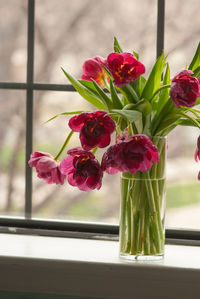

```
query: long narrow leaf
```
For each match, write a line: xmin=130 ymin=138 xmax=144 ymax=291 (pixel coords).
xmin=79 ymin=80 xmax=100 ymax=95
xmin=110 ymin=80 xmax=123 ymax=109
xmin=44 ymin=111 xmax=89 ymax=124
xmin=119 ymin=85 xmax=139 ymax=103
xmin=114 ymin=37 xmax=123 ymax=53
xmin=91 ymin=79 xmax=113 ymax=110
xmin=61 ymin=68 xmax=106 ymax=110
xmin=154 ymin=114 xmax=180 ymax=135
xmin=193 ymin=66 xmax=200 ymax=78
xmin=141 ymin=52 xmax=165 ymax=101
xmin=131 ymin=99 xmax=152 ymax=116
xmin=177 ymin=118 xmax=200 ymax=127
xmin=189 ymin=42 xmax=200 ymax=71
xmin=152 ymin=64 xmax=171 ymax=117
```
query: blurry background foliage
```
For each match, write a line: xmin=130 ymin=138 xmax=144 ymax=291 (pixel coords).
xmin=0 ymin=0 xmax=200 ymax=229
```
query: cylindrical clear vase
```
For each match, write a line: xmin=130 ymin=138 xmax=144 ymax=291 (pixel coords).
xmin=119 ymin=136 xmax=166 ymax=261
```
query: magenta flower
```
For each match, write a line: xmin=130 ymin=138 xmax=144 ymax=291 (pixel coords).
xmin=195 ymin=135 xmax=200 ymax=162
xmin=101 ymin=134 xmax=159 ymax=174
xmin=81 ymin=56 xmax=109 ymax=88
xmin=28 ymin=151 xmax=66 ymax=185
xmin=170 ymin=70 xmax=200 ymax=108
xmin=198 ymin=172 xmax=200 ymax=181
xmin=106 ymin=52 xmax=145 ymax=87
xmin=60 ymin=148 xmax=103 ymax=191
xmin=69 ymin=111 xmax=115 ymax=151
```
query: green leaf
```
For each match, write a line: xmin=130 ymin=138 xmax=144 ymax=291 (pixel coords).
xmin=130 ymin=76 xmax=146 ymax=98
xmin=101 ymin=64 xmax=113 ymax=81
xmin=61 ymin=68 xmax=106 ymax=110
xmin=161 ymin=124 xmax=177 ymax=137
xmin=133 ymin=51 xmax=139 ymax=60
xmin=152 ymin=64 xmax=171 ymax=118
xmin=130 ymin=76 xmax=146 ymax=97
xmin=138 ymin=76 xmax=146 ymax=97
xmin=124 ymin=99 xmax=151 ymax=116
xmin=193 ymin=65 xmax=200 ymax=78
xmin=79 ymin=80 xmax=100 ymax=95
xmin=189 ymin=42 xmax=200 ymax=71
xmin=158 ymin=63 xmax=170 ymax=105
xmin=44 ymin=110 xmax=88 ymax=124
xmin=151 ymin=98 xmax=176 ymax=135
xmin=155 ymin=114 xmax=180 ymax=135
xmin=133 ymin=99 xmax=152 ymax=116
xmin=114 ymin=37 xmax=123 ymax=53
xmin=119 ymin=85 xmax=139 ymax=104
xmin=111 ymin=109 xmax=143 ymax=133
xmin=177 ymin=118 xmax=200 ymax=127
xmin=111 ymin=109 xmax=142 ymax=124
xmin=91 ymin=79 xmax=113 ymax=110
xmin=110 ymin=80 xmax=123 ymax=109
xmin=141 ymin=52 xmax=165 ymax=101
xmin=195 ymin=97 xmax=200 ymax=106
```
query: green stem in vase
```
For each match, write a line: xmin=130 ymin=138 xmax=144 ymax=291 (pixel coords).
xmin=130 ymin=178 xmax=140 ymax=255
xmin=120 ymin=177 xmax=129 ymax=253
xmin=143 ymin=172 xmax=162 ymax=253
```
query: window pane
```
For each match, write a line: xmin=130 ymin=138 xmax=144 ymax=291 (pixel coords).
xmin=0 ymin=0 xmax=27 ymax=82
xmin=34 ymin=0 xmax=157 ymax=83
xmin=0 ymin=90 xmax=26 ymax=217
xmin=164 ymin=0 xmax=200 ymax=229
xmin=166 ymin=127 xmax=200 ymax=229
xmin=30 ymin=1 xmax=200 ymax=231
xmin=32 ymin=90 xmax=200 ymax=228
xmin=32 ymin=91 xmax=120 ymax=222
xmin=165 ymin=0 xmax=200 ymax=75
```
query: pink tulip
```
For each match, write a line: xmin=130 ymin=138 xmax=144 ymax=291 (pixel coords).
xmin=60 ymin=148 xmax=103 ymax=191
xmin=81 ymin=56 xmax=109 ymax=88
xmin=29 ymin=151 xmax=66 ymax=185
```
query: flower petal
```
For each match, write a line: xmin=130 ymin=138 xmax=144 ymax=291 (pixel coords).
xmin=68 ymin=113 xmax=88 ymax=132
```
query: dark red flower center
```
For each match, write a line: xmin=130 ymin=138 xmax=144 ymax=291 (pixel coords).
xmin=73 ymin=156 xmax=99 ymax=180
xmin=83 ymin=118 xmax=105 ymax=138
xmin=115 ymin=64 xmax=135 ymax=80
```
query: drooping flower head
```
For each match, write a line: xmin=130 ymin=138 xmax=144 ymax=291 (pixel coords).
xmin=195 ymin=136 xmax=200 ymax=180
xmin=69 ymin=111 xmax=115 ymax=151
xmin=81 ymin=56 xmax=109 ymax=88
xmin=101 ymin=134 xmax=159 ymax=174
xmin=60 ymin=147 xmax=103 ymax=191
xmin=170 ymin=70 xmax=200 ymax=108
xmin=195 ymin=135 xmax=200 ymax=162
xmin=106 ymin=52 xmax=145 ymax=87
xmin=28 ymin=151 xmax=66 ymax=185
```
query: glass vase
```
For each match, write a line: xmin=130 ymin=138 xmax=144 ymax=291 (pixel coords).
xmin=119 ymin=136 xmax=166 ymax=261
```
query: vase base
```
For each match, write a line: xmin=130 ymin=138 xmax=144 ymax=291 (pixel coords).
xmin=119 ymin=252 xmax=164 ymax=261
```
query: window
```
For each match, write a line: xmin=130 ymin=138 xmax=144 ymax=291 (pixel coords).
xmin=0 ymin=0 xmax=200 ymax=241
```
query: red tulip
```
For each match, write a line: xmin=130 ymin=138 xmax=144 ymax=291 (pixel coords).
xmin=68 ymin=111 xmax=115 ymax=151
xmin=101 ymin=134 xmax=159 ymax=174
xmin=60 ymin=148 xmax=103 ymax=191
xmin=29 ymin=151 xmax=66 ymax=185
xmin=106 ymin=52 xmax=145 ymax=87
xmin=81 ymin=56 xmax=109 ymax=88
xmin=170 ymin=70 xmax=200 ymax=108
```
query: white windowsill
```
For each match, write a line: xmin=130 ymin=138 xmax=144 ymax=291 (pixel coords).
xmin=0 ymin=233 xmax=200 ymax=299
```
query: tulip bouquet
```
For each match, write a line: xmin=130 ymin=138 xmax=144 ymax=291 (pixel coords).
xmin=29 ymin=38 xmax=200 ymax=259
